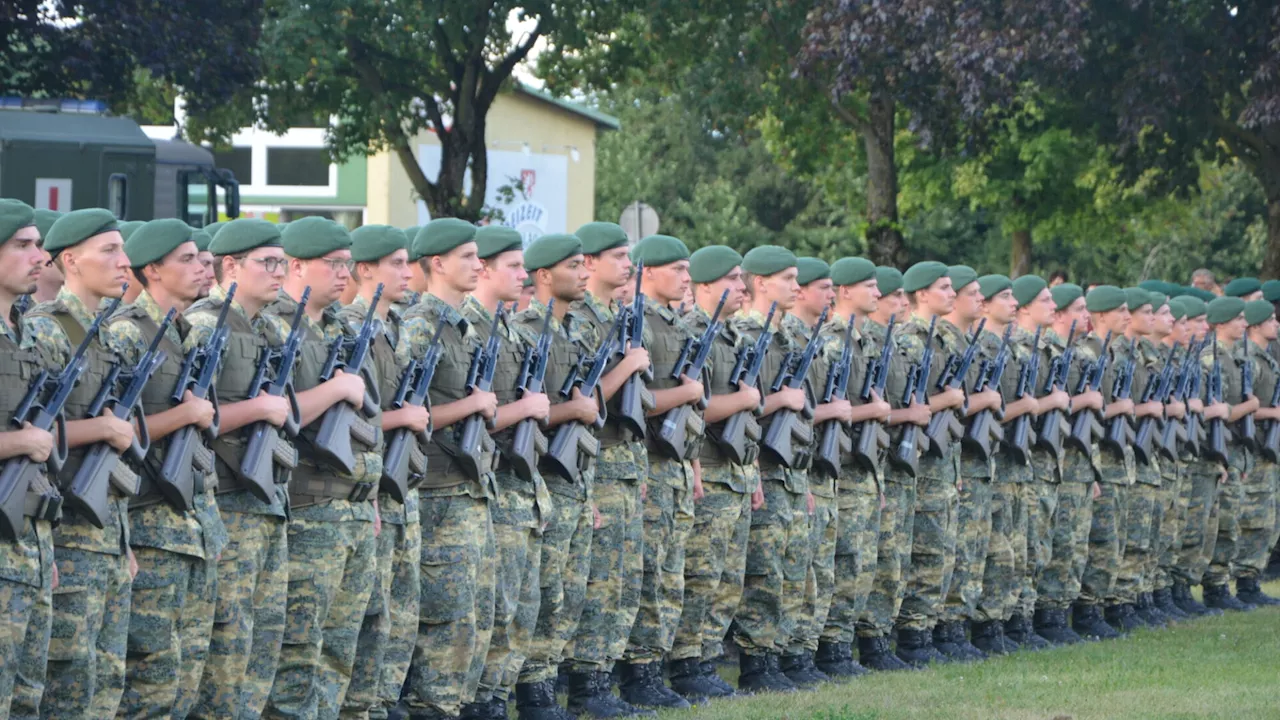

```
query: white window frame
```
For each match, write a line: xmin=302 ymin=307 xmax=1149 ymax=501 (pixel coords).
xmin=141 ymin=125 xmax=339 ymax=198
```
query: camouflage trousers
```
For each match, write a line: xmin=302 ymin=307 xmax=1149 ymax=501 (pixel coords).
xmin=942 ymin=476 xmax=992 ymax=623
xmin=789 ymin=491 xmax=837 ymax=655
xmin=343 ymin=497 xmax=422 ymax=720
xmin=897 ymin=459 xmax=958 ymax=633
xmin=1234 ymin=459 xmax=1278 ymax=581
xmin=1114 ymin=482 xmax=1160 ymax=603
xmin=191 ymin=511 xmax=287 ymax=720
xmin=0 ymin=520 xmax=53 ymax=720
xmin=1019 ymin=475 xmax=1058 ymax=618
xmin=976 ymin=481 xmax=1026 ymax=623
xmin=857 ymin=472 xmax=915 ymax=638
xmin=173 ymin=554 xmax=216 ymax=720
xmin=1155 ymin=463 xmax=1185 ymax=591
xmin=1080 ymin=482 xmax=1128 ymax=607
xmin=118 ymin=547 xmax=202 ymax=718
xmin=671 ymin=480 xmax=750 ymax=662
xmin=565 ymin=478 xmax=643 ymax=673
xmin=623 ymin=473 xmax=694 ymax=664
xmin=1173 ymin=461 xmax=1221 ymax=586
xmin=476 ymin=522 xmax=540 ymax=702
xmin=1036 ymin=476 xmax=1093 ymax=611
xmin=404 ymin=493 xmax=495 ymax=717
xmin=822 ymin=475 xmax=880 ymax=645
xmin=519 ymin=496 xmax=592 ymax=683
xmin=733 ymin=478 xmax=807 ymax=654
xmin=41 ymin=546 xmax=130 ymax=720
xmin=1205 ymin=466 xmax=1243 ymax=587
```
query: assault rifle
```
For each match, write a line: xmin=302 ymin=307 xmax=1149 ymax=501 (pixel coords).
xmin=1100 ymin=337 xmax=1138 ymax=457
xmin=715 ymin=303 xmax=776 ymax=465
xmin=615 ymin=264 xmax=654 ymax=440
xmin=540 ymin=312 xmax=619 ymax=482
xmin=923 ymin=318 xmax=986 ymax=456
xmin=507 ymin=300 xmax=554 ymax=482
xmin=1260 ymin=365 xmax=1280 ymax=463
xmin=66 ymin=308 xmax=175 ymax=527
xmin=1034 ymin=321 xmax=1076 ymax=461
xmin=0 ymin=294 xmax=120 ymax=539
xmin=1236 ymin=333 xmax=1257 ymax=449
xmin=312 ymin=284 xmax=384 ymax=474
xmin=381 ymin=317 xmax=444 ymax=502
xmin=238 ymin=287 xmax=308 ymax=503
xmin=761 ymin=307 xmax=828 ymax=469
xmin=1205 ymin=333 xmax=1232 ymax=466
xmin=157 ymin=282 xmax=236 ymax=511
xmin=1133 ymin=343 xmax=1179 ymax=465
xmin=962 ymin=324 xmax=1013 ymax=461
xmin=1004 ymin=325 xmax=1043 ymax=465
xmin=814 ymin=313 xmax=857 ymax=478
xmin=851 ymin=316 xmax=895 ymax=474
xmin=1179 ymin=337 xmax=1209 ymax=457
xmin=1066 ymin=331 xmax=1112 ymax=454
xmin=890 ymin=315 xmax=937 ymax=476
xmin=456 ymin=302 xmax=507 ymax=481
xmin=653 ymin=291 xmax=727 ymax=460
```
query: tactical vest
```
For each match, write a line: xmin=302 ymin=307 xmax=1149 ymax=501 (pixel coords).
xmin=470 ymin=310 xmax=526 ymax=460
xmin=644 ymin=305 xmax=703 ymax=456
xmin=576 ymin=299 xmax=630 ymax=449
xmin=0 ymin=333 xmax=61 ymax=523
xmin=695 ymin=318 xmax=747 ymax=467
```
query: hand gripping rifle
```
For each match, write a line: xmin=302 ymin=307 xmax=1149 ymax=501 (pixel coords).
xmin=890 ymin=315 xmax=937 ymax=476
xmin=506 ymin=300 xmax=555 ymax=482
xmin=157 ymin=282 xmax=237 ymax=512
xmin=761 ymin=307 xmax=828 ymax=469
xmin=1156 ymin=341 xmax=1197 ymax=461
xmin=66 ymin=308 xmax=175 ymax=528
xmin=615 ymin=264 xmax=655 ymax=440
xmin=814 ymin=313 xmax=858 ymax=478
xmin=380 ymin=317 xmax=445 ymax=502
xmin=312 ymin=284 xmax=385 ymax=475
xmin=238 ymin=287 xmax=308 ymax=503
xmin=0 ymin=295 xmax=121 ymax=539
xmin=1034 ymin=321 xmax=1076 ymax=461
xmin=715 ymin=303 xmax=776 ymax=465
xmin=540 ymin=311 xmax=619 ymax=482
xmin=1205 ymin=334 xmax=1232 ymax=466
xmin=851 ymin=315 xmax=896 ymax=474
xmin=1260 ymin=359 xmax=1280 ymax=462
xmin=923 ymin=318 xmax=986 ymax=457
xmin=1133 ymin=343 xmax=1179 ymax=465
xmin=1066 ymin=331 xmax=1112 ymax=455
xmin=456 ymin=302 xmax=507 ymax=481
xmin=962 ymin=324 xmax=1013 ymax=461
xmin=1236 ymin=333 xmax=1257 ymax=450
xmin=653 ymin=290 xmax=727 ymax=460
xmin=1100 ymin=337 xmax=1138 ymax=457
xmin=1004 ymin=325 xmax=1043 ymax=465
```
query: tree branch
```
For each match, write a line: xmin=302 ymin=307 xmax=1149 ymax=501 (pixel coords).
xmin=830 ymin=94 xmax=870 ymax=136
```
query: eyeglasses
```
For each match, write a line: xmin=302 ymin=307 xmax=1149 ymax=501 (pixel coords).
xmin=316 ymin=258 xmax=355 ymax=273
xmin=246 ymin=257 xmax=287 ymax=273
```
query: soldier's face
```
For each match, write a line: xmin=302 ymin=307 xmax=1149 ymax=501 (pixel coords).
xmin=849 ymin=279 xmax=880 ymax=315
xmin=1260 ymin=316 xmax=1279 ymax=341
xmin=952 ymin=282 xmax=981 ymax=321
xmin=647 ymin=261 xmax=689 ymax=305
xmin=1096 ymin=306 xmax=1130 ymax=335
xmin=197 ymin=251 xmax=216 ymax=296
xmin=921 ymin=277 xmax=956 ymax=316
xmin=1220 ymin=315 xmax=1248 ymax=342
xmin=147 ymin=241 xmax=204 ymax=305
xmin=1187 ymin=316 xmax=1209 ymax=342
xmin=760 ymin=267 xmax=800 ymax=310
xmin=879 ymin=289 xmax=907 ymax=318
xmin=1058 ymin=297 xmax=1088 ymax=332
xmin=1129 ymin=305 xmax=1153 ymax=335
xmin=361 ymin=249 xmax=412 ymax=304
xmin=66 ymin=230 xmax=130 ymax=298
xmin=986 ymin=288 xmax=1018 ymax=324
xmin=707 ymin=266 xmax=746 ymax=315
xmin=587 ymin=247 xmax=632 ymax=289
xmin=550 ymin=254 xmax=588 ymax=303
xmin=1152 ymin=304 xmax=1174 ymax=336
xmin=481 ymin=250 xmax=527 ymax=303
xmin=798 ymin=278 xmax=834 ymax=317
xmin=518 ymin=284 xmax=536 ymax=311
xmin=1027 ymin=288 xmax=1056 ymax=327
xmin=0 ymin=226 xmax=45 ymax=297
xmin=1168 ymin=318 xmax=1188 ymax=345
xmin=233 ymin=247 xmax=286 ymax=304
xmin=295 ymin=249 xmax=352 ymax=307
xmin=436 ymin=242 xmax=483 ymax=293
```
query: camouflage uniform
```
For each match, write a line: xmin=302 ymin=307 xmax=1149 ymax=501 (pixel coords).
xmin=0 ymin=313 xmax=57 ymax=720
xmin=339 ymin=296 xmax=423 ymax=720
xmin=187 ymin=284 xmax=290 ymax=720
xmin=390 ymin=289 xmax=421 ymax=319
xmin=671 ymin=305 xmax=754 ymax=664
xmin=1113 ymin=337 xmax=1163 ymax=606
xmin=1203 ymin=338 xmax=1249 ymax=589
xmin=564 ymin=291 xmax=644 ymax=676
xmin=25 ymin=290 xmax=133 ymax=720
xmin=1153 ymin=344 xmax=1186 ymax=598
xmin=1234 ymin=338 xmax=1277 ymax=582
xmin=103 ymin=291 xmax=226 ymax=719
xmin=1018 ymin=328 xmax=1062 ymax=620
xmin=400 ymin=293 xmax=499 ymax=717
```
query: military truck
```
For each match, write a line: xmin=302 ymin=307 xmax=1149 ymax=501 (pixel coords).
xmin=0 ymin=98 xmax=240 ymax=226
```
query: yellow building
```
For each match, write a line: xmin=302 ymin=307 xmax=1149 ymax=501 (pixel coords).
xmin=365 ymin=85 xmax=619 ymax=242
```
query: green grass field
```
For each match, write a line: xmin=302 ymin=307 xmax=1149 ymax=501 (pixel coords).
xmin=671 ymin=581 xmax=1280 ymax=720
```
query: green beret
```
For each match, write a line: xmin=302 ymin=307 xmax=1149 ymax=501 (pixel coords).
xmin=522 ymin=275 xmax=534 ymax=288
xmin=191 ymin=228 xmax=213 ymax=253
xmin=204 ymin=221 xmax=226 ymax=239
xmin=1187 ymin=287 xmax=1217 ymax=302
xmin=1085 ymin=285 xmax=1127 ymax=313
xmin=689 ymin=246 xmax=743 ymax=283
xmin=1012 ymin=275 xmax=1047 ymax=306
xmin=350 ymin=225 xmax=408 ymax=263
xmin=948 ymin=265 xmax=979 ymax=291
xmin=630 ymin=235 xmax=689 ymax=268
xmin=413 ymin=218 xmax=476 ymax=259
xmin=1137 ymin=280 xmax=1175 ymax=296
xmin=44 ymin=208 xmax=119 ymax=254
xmin=525 ymin=233 xmax=583 ymax=271
xmin=831 ymin=258 xmax=876 ymax=287
xmin=1206 ymin=296 xmax=1246 ymax=325
xmin=1180 ymin=296 xmax=1208 ymax=319
xmin=126 ymin=219 xmax=195 ymax=268
xmin=117 ymin=221 xmax=145 ymax=243
xmin=33 ymin=209 xmax=61 ymax=239
xmin=0 ymin=199 xmax=35 ymax=243
xmin=796 ymin=258 xmax=830 ymax=287
xmin=876 ymin=266 xmax=903 ymax=294
xmin=475 ymin=226 xmax=524 ymax=260
xmin=903 ymin=261 xmax=949 ymax=293
xmin=281 ymin=216 xmax=351 ymax=259
xmin=1146 ymin=292 xmax=1168 ymax=311
xmin=1224 ymin=277 xmax=1262 ymax=298
xmin=1263 ymin=280 xmax=1280 ymax=303
xmin=209 ymin=218 xmax=283 ymax=255
xmin=742 ymin=246 xmax=798 ymax=277
xmin=1124 ymin=287 xmax=1151 ymax=311
xmin=977 ymin=274 xmax=1012 ymax=300
xmin=575 ymin=222 xmax=630 ymax=255
xmin=1244 ymin=300 xmax=1274 ymax=327
xmin=403 ymin=226 xmax=420 ymax=243
xmin=1050 ymin=283 xmax=1084 ymax=311
xmin=1167 ymin=298 xmax=1187 ymax=321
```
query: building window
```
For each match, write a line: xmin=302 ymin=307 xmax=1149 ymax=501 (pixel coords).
xmin=214 ymin=147 xmax=254 ymax=186
xmin=266 ymin=148 xmax=330 ymax=186
xmin=107 ymin=174 xmax=128 ymax=218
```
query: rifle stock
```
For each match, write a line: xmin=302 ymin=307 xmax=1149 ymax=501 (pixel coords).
xmin=508 ymin=301 xmax=555 ymax=482
xmin=761 ymin=308 xmax=827 ymax=469
xmin=381 ymin=317 xmax=444 ymax=501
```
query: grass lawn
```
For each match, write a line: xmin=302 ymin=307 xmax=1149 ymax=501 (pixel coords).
xmin=672 ymin=580 xmax=1280 ymax=720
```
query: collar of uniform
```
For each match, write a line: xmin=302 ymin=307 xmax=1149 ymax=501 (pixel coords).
xmin=820 ymin=313 xmax=859 ymax=342
xmin=1010 ymin=324 xmax=1035 ymax=346
xmin=0 ymin=308 xmax=17 ymax=344
xmin=1043 ymin=327 xmax=1066 ymax=349
xmin=209 ymin=282 xmax=256 ymax=325
xmin=55 ymin=286 xmax=96 ymax=328
xmin=735 ymin=306 xmax=774 ymax=330
xmin=580 ymin=291 xmax=615 ymax=322
xmin=135 ymin=289 xmax=189 ymax=342
xmin=422 ymin=292 xmax=468 ymax=331
xmin=649 ymin=301 xmax=677 ymax=325
xmin=462 ymin=294 xmax=494 ymax=324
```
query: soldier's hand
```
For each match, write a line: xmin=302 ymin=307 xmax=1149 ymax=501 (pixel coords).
xmin=331 ymin=370 xmax=367 ymax=407
xmin=775 ymin=386 xmax=807 ymax=412
xmin=127 ymin=546 xmax=139 ymax=580
xmin=19 ymin=422 xmax=54 ymax=463
xmin=399 ymin=405 xmax=432 ymax=433
xmin=523 ymin=391 xmax=553 ymax=423
xmin=1108 ymin=397 xmax=1136 ymax=418
xmin=593 ymin=503 xmax=603 ymax=530
xmin=183 ymin=390 xmax=217 ymax=430
xmin=806 ymin=491 xmax=815 ymax=516
xmin=624 ymin=347 xmax=651 ymax=376
xmin=373 ymin=498 xmax=382 ymax=538
xmin=971 ymin=389 xmax=1002 ymax=413
xmin=641 ymin=482 xmax=648 ymax=502
xmin=931 ymin=387 xmax=966 ymax=411
xmin=693 ymin=469 xmax=704 ymax=502
xmin=51 ymin=560 xmax=59 ymax=591
xmin=737 ymin=382 xmax=762 ymax=411
xmin=1073 ymin=390 xmax=1104 ymax=412
xmin=1040 ymin=389 xmax=1071 ymax=413
xmin=99 ymin=413 xmax=135 ymax=453
xmin=1165 ymin=399 xmax=1186 ymax=420
xmin=1188 ymin=398 xmax=1205 ymax=414
xmin=680 ymin=375 xmax=705 ymax=405
xmin=825 ymin=398 xmax=855 ymax=424
xmin=900 ymin=402 xmax=931 ymax=427
xmin=1092 ymin=481 xmax=1102 ymax=500
xmin=751 ymin=483 xmax=765 ymax=511
xmin=567 ymin=389 xmax=598 ymax=425
xmin=472 ymin=390 xmax=500 ymax=420
xmin=258 ymin=395 xmax=293 ymax=428
xmin=1203 ymin=401 xmax=1230 ymax=421
xmin=866 ymin=391 xmax=892 ymax=422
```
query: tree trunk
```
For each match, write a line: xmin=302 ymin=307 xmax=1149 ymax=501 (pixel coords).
xmin=1264 ymin=187 xmax=1280 ymax=280
xmin=1010 ymin=228 xmax=1032 ymax=278
xmin=862 ymin=92 xmax=904 ymax=267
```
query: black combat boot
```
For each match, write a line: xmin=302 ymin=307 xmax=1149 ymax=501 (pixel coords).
xmin=1203 ymin=582 xmax=1255 ymax=612
xmin=1140 ymin=592 xmax=1171 ymax=627
xmin=1073 ymin=602 xmax=1121 ymax=640
xmin=698 ymin=661 xmax=736 ymax=697
xmin=894 ymin=628 xmax=943 ymax=668
xmin=1236 ymin=576 xmax=1280 ymax=606
xmin=951 ymin=621 xmax=987 ymax=661
xmin=815 ymin=640 xmax=862 ymax=679
xmin=516 ymin=680 xmax=573 ymax=720
xmin=1173 ymin=581 xmax=1220 ymax=616
xmin=618 ymin=662 xmax=690 ymax=710
xmin=970 ymin=620 xmax=1009 ymax=656
xmin=567 ymin=671 xmax=655 ymax=719
xmin=1153 ymin=587 xmax=1189 ymax=620
xmin=932 ymin=622 xmax=966 ymax=661
xmin=1005 ymin=613 xmax=1050 ymax=650
xmin=858 ymin=635 xmax=912 ymax=672
xmin=737 ymin=652 xmax=798 ymax=694
xmin=668 ymin=658 xmax=720 ymax=703
xmin=780 ymin=652 xmax=829 ymax=688
xmin=838 ymin=643 xmax=870 ymax=676
xmin=1033 ymin=607 xmax=1083 ymax=645
xmin=1104 ymin=602 xmax=1142 ymax=633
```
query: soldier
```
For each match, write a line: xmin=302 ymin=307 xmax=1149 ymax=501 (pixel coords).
xmin=118 ymin=223 xmax=145 ymax=306
xmin=192 ymin=227 xmax=216 ymax=299
xmin=106 ymin=220 xmax=223 ymax=718
xmin=1151 ymin=296 xmax=1192 ymax=620
xmin=399 ymin=219 xmax=499 ymax=720
xmin=0 ymin=199 xmax=59 ymax=720
xmin=338 ymin=225 xmax=428 ymax=720
xmin=394 ymin=225 xmax=426 ymax=317
xmin=669 ymin=246 xmax=760 ymax=701
xmin=518 ymin=275 xmax=536 ymax=312
xmin=561 ymin=223 xmax=652 ymax=720
xmin=31 ymin=210 xmax=64 ymax=305
xmin=856 ymin=267 xmax=930 ymax=672
xmin=188 ymin=219 xmax=293 ymax=719
xmin=460 ymin=227 xmax=555 ymax=720
xmin=23 ymin=209 xmax=138 ymax=720
xmin=1224 ymin=277 xmax=1264 ymax=302
xmin=816 ymin=257 xmax=892 ymax=678
xmin=1237 ymin=300 xmax=1280 ymax=606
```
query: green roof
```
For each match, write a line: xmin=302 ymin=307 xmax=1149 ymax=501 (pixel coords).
xmin=0 ymin=110 xmax=154 ymax=150
xmin=513 ymin=84 xmax=620 ymax=130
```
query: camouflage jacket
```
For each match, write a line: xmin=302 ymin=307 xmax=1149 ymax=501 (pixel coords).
xmin=572 ymin=290 xmax=645 ymax=483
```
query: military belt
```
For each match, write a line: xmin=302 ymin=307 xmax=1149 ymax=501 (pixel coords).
xmin=288 ymin=466 xmax=377 ymax=508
